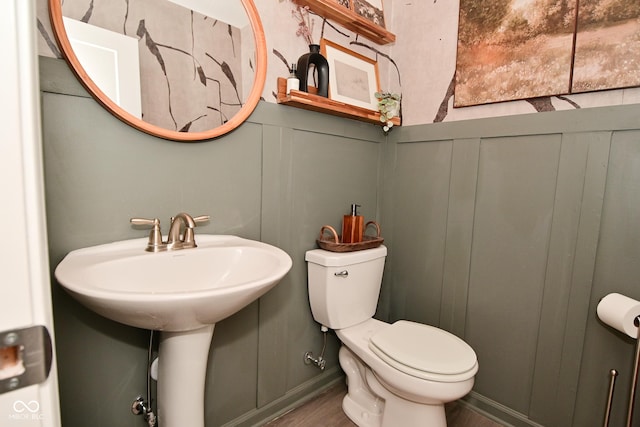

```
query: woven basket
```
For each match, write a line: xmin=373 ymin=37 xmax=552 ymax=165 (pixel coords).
xmin=316 ymin=221 xmax=384 ymax=252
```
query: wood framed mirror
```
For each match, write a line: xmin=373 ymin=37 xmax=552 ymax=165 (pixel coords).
xmin=48 ymin=0 xmax=267 ymax=141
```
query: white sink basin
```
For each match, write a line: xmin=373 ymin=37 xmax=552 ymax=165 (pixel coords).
xmin=55 ymin=234 xmax=293 ymax=331
xmin=56 ymin=233 xmax=292 ymax=427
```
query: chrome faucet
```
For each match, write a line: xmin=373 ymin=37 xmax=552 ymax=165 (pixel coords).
xmin=130 ymin=213 xmax=210 ymax=252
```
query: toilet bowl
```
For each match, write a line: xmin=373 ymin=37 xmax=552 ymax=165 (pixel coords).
xmin=306 ymin=246 xmax=478 ymax=427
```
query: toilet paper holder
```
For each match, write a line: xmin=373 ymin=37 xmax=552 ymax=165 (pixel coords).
xmin=604 ymin=369 xmax=618 ymax=427
xmin=626 ymin=315 xmax=640 ymax=427
xmin=598 ymin=293 xmax=640 ymax=427
xmin=602 ymin=318 xmax=640 ymax=427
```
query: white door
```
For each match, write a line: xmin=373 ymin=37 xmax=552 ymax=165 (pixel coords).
xmin=0 ymin=0 xmax=61 ymax=425
xmin=63 ymin=16 xmax=143 ymax=118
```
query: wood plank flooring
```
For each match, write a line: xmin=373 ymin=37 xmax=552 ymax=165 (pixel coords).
xmin=264 ymin=382 xmax=356 ymax=427
xmin=264 ymin=382 xmax=505 ymax=426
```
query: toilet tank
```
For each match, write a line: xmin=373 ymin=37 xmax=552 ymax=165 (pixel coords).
xmin=305 ymin=245 xmax=387 ymax=329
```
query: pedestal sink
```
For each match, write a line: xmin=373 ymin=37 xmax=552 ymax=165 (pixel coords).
xmin=55 ymin=234 xmax=292 ymax=427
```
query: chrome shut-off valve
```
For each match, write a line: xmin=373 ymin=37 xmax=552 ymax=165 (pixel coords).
xmin=131 ymin=396 xmax=156 ymax=426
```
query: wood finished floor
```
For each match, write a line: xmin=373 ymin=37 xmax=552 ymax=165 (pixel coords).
xmin=264 ymin=382 xmax=505 ymax=427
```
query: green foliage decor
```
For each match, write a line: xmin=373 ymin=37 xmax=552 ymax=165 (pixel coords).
xmin=375 ymin=91 xmax=401 ymax=132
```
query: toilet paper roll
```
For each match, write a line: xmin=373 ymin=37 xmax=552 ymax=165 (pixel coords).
xmin=597 ymin=293 xmax=640 ymax=339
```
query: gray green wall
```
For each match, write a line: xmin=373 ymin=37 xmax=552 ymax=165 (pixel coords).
xmin=383 ymin=106 xmax=640 ymax=427
xmin=41 ymin=56 xmax=640 ymax=427
xmin=40 ymin=56 xmax=383 ymax=427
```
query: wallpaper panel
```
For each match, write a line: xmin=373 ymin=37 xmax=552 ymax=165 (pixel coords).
xmin=36 ymin=1 xmax=640 ymax=129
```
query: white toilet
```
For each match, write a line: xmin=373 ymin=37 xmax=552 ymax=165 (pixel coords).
xmin=305 ymin=245 xmax=478 ymax=427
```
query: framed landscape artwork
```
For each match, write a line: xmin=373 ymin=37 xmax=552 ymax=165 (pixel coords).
xmin=455 ymin=0 xmax=640 ymax=107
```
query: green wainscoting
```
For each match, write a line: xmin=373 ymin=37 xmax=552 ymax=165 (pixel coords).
xmin=40 ymin=55 xmax=640 ymax=427
xmin=385 ymin=106 xmax=640 ymax=427
xmin=39 ymin=56 xmax=383 ymax=427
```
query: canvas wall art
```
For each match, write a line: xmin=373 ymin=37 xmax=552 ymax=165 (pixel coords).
xmin=572 ymin=0 xmax=640 ymax=92
xmin=455 ymin=0 xmax=640 ymax=107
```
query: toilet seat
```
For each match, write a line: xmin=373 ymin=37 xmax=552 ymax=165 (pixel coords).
xmin=369 ymin=320 xmax=477 ymax=382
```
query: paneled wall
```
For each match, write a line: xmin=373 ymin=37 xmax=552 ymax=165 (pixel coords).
xmin=383 ymin=105 xmax=640 ymax=427
xmin=39 ymin=57 xmax=384 ymax=427
xmin=41 ymin=55 xmax=640 ymax=427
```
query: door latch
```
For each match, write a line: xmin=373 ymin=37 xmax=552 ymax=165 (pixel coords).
xmin=0 ymin=326 xmax=53 ymax=394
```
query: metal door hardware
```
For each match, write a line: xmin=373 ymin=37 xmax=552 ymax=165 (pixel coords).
xmin=0 ymin=326 xmax=53 ymax=395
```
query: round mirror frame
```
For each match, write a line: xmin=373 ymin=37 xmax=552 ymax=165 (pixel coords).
xmin=48 ymin=0 xmax=267 ymax=142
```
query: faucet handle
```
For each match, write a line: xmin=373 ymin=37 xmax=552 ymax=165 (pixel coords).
xmin=130 ymin=217 xmax=164 ymax=252
xmin=130 ymin=217 xmax=159 ymax=227
xmin=167 ymin=214 xmax=209 ymax=226
xmin=183 ymin=215 xmax=209 ymax=247
xmin=168 ymin=214 xmax=208 ymax=248
xmin=193 ymin=215 xmax=210 ymax=225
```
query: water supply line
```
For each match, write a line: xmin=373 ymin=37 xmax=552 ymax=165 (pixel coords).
xmin=131 ymin=330 xmax=157 ymax=427
xmin=304 ymin=326 xmax=328 ymax=370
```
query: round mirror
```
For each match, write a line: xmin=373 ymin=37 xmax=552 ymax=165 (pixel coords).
xmin=49 ymin=0 xmax=267 ymax=141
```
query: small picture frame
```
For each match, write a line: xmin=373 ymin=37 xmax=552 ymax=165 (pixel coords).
xmin=353 ymin=0 xmax=386 ymax=28
xmin=320 ymin=39 xmax=380 ymax=111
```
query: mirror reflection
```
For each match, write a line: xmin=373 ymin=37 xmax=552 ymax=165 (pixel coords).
xmin=53 ymin=0 xmax=262 ymax=137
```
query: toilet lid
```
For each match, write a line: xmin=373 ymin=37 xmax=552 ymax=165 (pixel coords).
xmin=369 ymin=320 xmax=477 ymax=380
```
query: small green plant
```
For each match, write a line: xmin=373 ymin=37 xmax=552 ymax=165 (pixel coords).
xmin=375 ymin=92 xmax=401 ymax=132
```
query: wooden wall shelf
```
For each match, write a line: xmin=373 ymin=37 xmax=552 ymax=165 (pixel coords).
xmin=294 ymin=0 xmax=396 ymax=45
xmin=276 ymin=78 xmax=400 ymax=127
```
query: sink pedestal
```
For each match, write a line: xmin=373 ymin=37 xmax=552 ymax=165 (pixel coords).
xmin=157 ymin=325 xmax=215 ymax=427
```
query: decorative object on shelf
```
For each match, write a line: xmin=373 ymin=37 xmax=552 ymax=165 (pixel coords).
xmin=293 ymin=0 xmax=395 ymax=44
xmin=375 ymin=91 xmax=401 ymax=132
xmin=286 ymin=63 xmax=300 ymax=94
xmin=296 ymin=44 xmax=330 ymax=97
xmin=291 ymin=2 xmax=315 ymax=45
xmin=321 ymin=38 xmax=380 ymax=111
xmin=353 ymin=0 xmax=386 ymax=28
xmin=316 ymin=221 xmax=383 ymax=252
xmin=290 ymin=2 xmax=329 ymax=97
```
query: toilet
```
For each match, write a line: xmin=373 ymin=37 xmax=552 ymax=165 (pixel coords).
xmin=305 ymin=245 xmax=478 ymax=427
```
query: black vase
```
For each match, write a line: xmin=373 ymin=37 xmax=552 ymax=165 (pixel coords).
xmin=296 ymin=44 xmax=329 ymax=98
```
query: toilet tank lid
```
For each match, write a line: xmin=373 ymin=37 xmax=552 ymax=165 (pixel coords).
xmin=305 ymin=245 xmax=387 ymax=266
